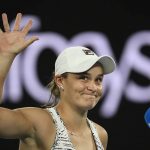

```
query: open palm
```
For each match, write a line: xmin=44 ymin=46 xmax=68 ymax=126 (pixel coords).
xmin=0 ymin=13 xmax=38 ymax=55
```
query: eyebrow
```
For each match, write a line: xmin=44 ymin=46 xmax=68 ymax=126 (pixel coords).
xmin=77 ymin=72 xmax=104 ymax=77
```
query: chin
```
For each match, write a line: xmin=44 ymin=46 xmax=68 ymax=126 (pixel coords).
xmin=77 ymin=96 xmax=100 ymax=111
xmin=82 ymin=102 xmax=97 ymax=111
xmin=87 ymin=97 xmax=99 ymax=106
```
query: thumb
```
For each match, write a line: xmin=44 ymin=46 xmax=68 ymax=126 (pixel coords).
xmin=24 ymin=36 xmax=39 ymax=48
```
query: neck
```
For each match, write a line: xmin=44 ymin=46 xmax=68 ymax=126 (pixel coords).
xmin=55 ymin=102 xmax=88 ymax=132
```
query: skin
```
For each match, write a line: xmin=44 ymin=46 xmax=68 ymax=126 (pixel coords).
xmin=55 ymin=66 xmax=108 ymax=149
xmin=0 ymin=13 xmax=108 ymax=150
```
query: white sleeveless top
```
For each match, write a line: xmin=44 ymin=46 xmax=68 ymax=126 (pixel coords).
xmin=47 ymin=107 xmax=104 ymax=150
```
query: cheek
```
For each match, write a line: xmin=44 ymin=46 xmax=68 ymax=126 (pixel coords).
xmin=68 ymin=83 xmax=86 ymax=96
xmin=73 ymin=84 xmax=85 ymax=94
xmin=97 ymin=85 xmax=103 ymax=96
xmin=65 ymin=82 xmax=84 ymax=93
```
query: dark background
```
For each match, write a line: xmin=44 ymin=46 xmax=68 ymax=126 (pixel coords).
xmin=0 ymin=0 xmax=150 ymax=149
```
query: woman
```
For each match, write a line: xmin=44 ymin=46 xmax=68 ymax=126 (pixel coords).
xmin=0 ymin=13 xmax=116 ymax=150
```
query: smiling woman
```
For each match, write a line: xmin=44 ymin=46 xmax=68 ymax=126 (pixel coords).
xmin=0 ymin=13 xmax=116 ymax=150
xmin=45 ymin=46 xmax=116 ymax=149
xmin=50 ymin=64 xmax=104 ymax=111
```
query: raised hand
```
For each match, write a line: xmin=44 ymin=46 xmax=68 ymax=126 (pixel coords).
xmin=0 ymin=13 xmax=39 ymax=101
xmin=0 ymin=13 xmax=39 ymax=56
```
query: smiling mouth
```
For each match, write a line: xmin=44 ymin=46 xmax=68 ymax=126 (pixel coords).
xmin=84 ymin=94 xmax=97 ymax=98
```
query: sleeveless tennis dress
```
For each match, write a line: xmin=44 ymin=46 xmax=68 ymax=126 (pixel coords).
xmin=47 ymin=107 xmax=104 ymax=150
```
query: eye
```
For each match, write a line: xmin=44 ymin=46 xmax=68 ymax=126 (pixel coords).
xmin=79 ymin=75 xmax=89 ymax=81
xmin=96 ymin=77 xmax=103 ymax=84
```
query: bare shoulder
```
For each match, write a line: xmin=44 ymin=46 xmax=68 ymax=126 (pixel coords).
xmin=14 ymin=107 xmax=56 ymax=147
xmin=15 ymin=107 xmax=54 ymax=130
xmin=15 ymin=106 xmax=50 ymax=116
xmin=94 ymin=122 xmax=108 ymax=150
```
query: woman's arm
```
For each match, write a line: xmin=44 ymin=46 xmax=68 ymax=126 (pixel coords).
xmin=0 ymin=107 xmax=35 ymax=139
xmin=0 ymin=13 xmax=39 ymax=139
xmin=0 ymin=13 xmax=38 ymax=102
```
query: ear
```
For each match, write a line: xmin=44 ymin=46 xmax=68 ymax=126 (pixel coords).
xmin=54 ymin=75 xmax=64 ymax=88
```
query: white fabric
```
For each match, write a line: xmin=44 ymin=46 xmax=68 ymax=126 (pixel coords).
xmin=55 ymin=46 xmax=116 ymax=75
xmin=47 ymin=107 xmax=104 ymax=150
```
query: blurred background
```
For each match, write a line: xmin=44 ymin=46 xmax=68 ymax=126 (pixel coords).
xmin=0 ymin=0 xmax=150 ymax=149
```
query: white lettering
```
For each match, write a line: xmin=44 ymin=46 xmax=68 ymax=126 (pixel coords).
xmin=3 ymin=15 xmax=150 ymax=119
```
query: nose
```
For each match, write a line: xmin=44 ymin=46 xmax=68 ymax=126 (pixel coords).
xmin=87 ymin=81 xmax=98 ymax=92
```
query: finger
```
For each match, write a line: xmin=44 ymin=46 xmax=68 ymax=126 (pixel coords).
xmin=13 ymin=13 xmax=22 ymax=31
xmin=22 ymin=19 xmax=32 ymax=36
xmin=2 ymin=13 xmax=10 ymax=32
xmin=24 ymin=36 xmax=39 ymax=48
